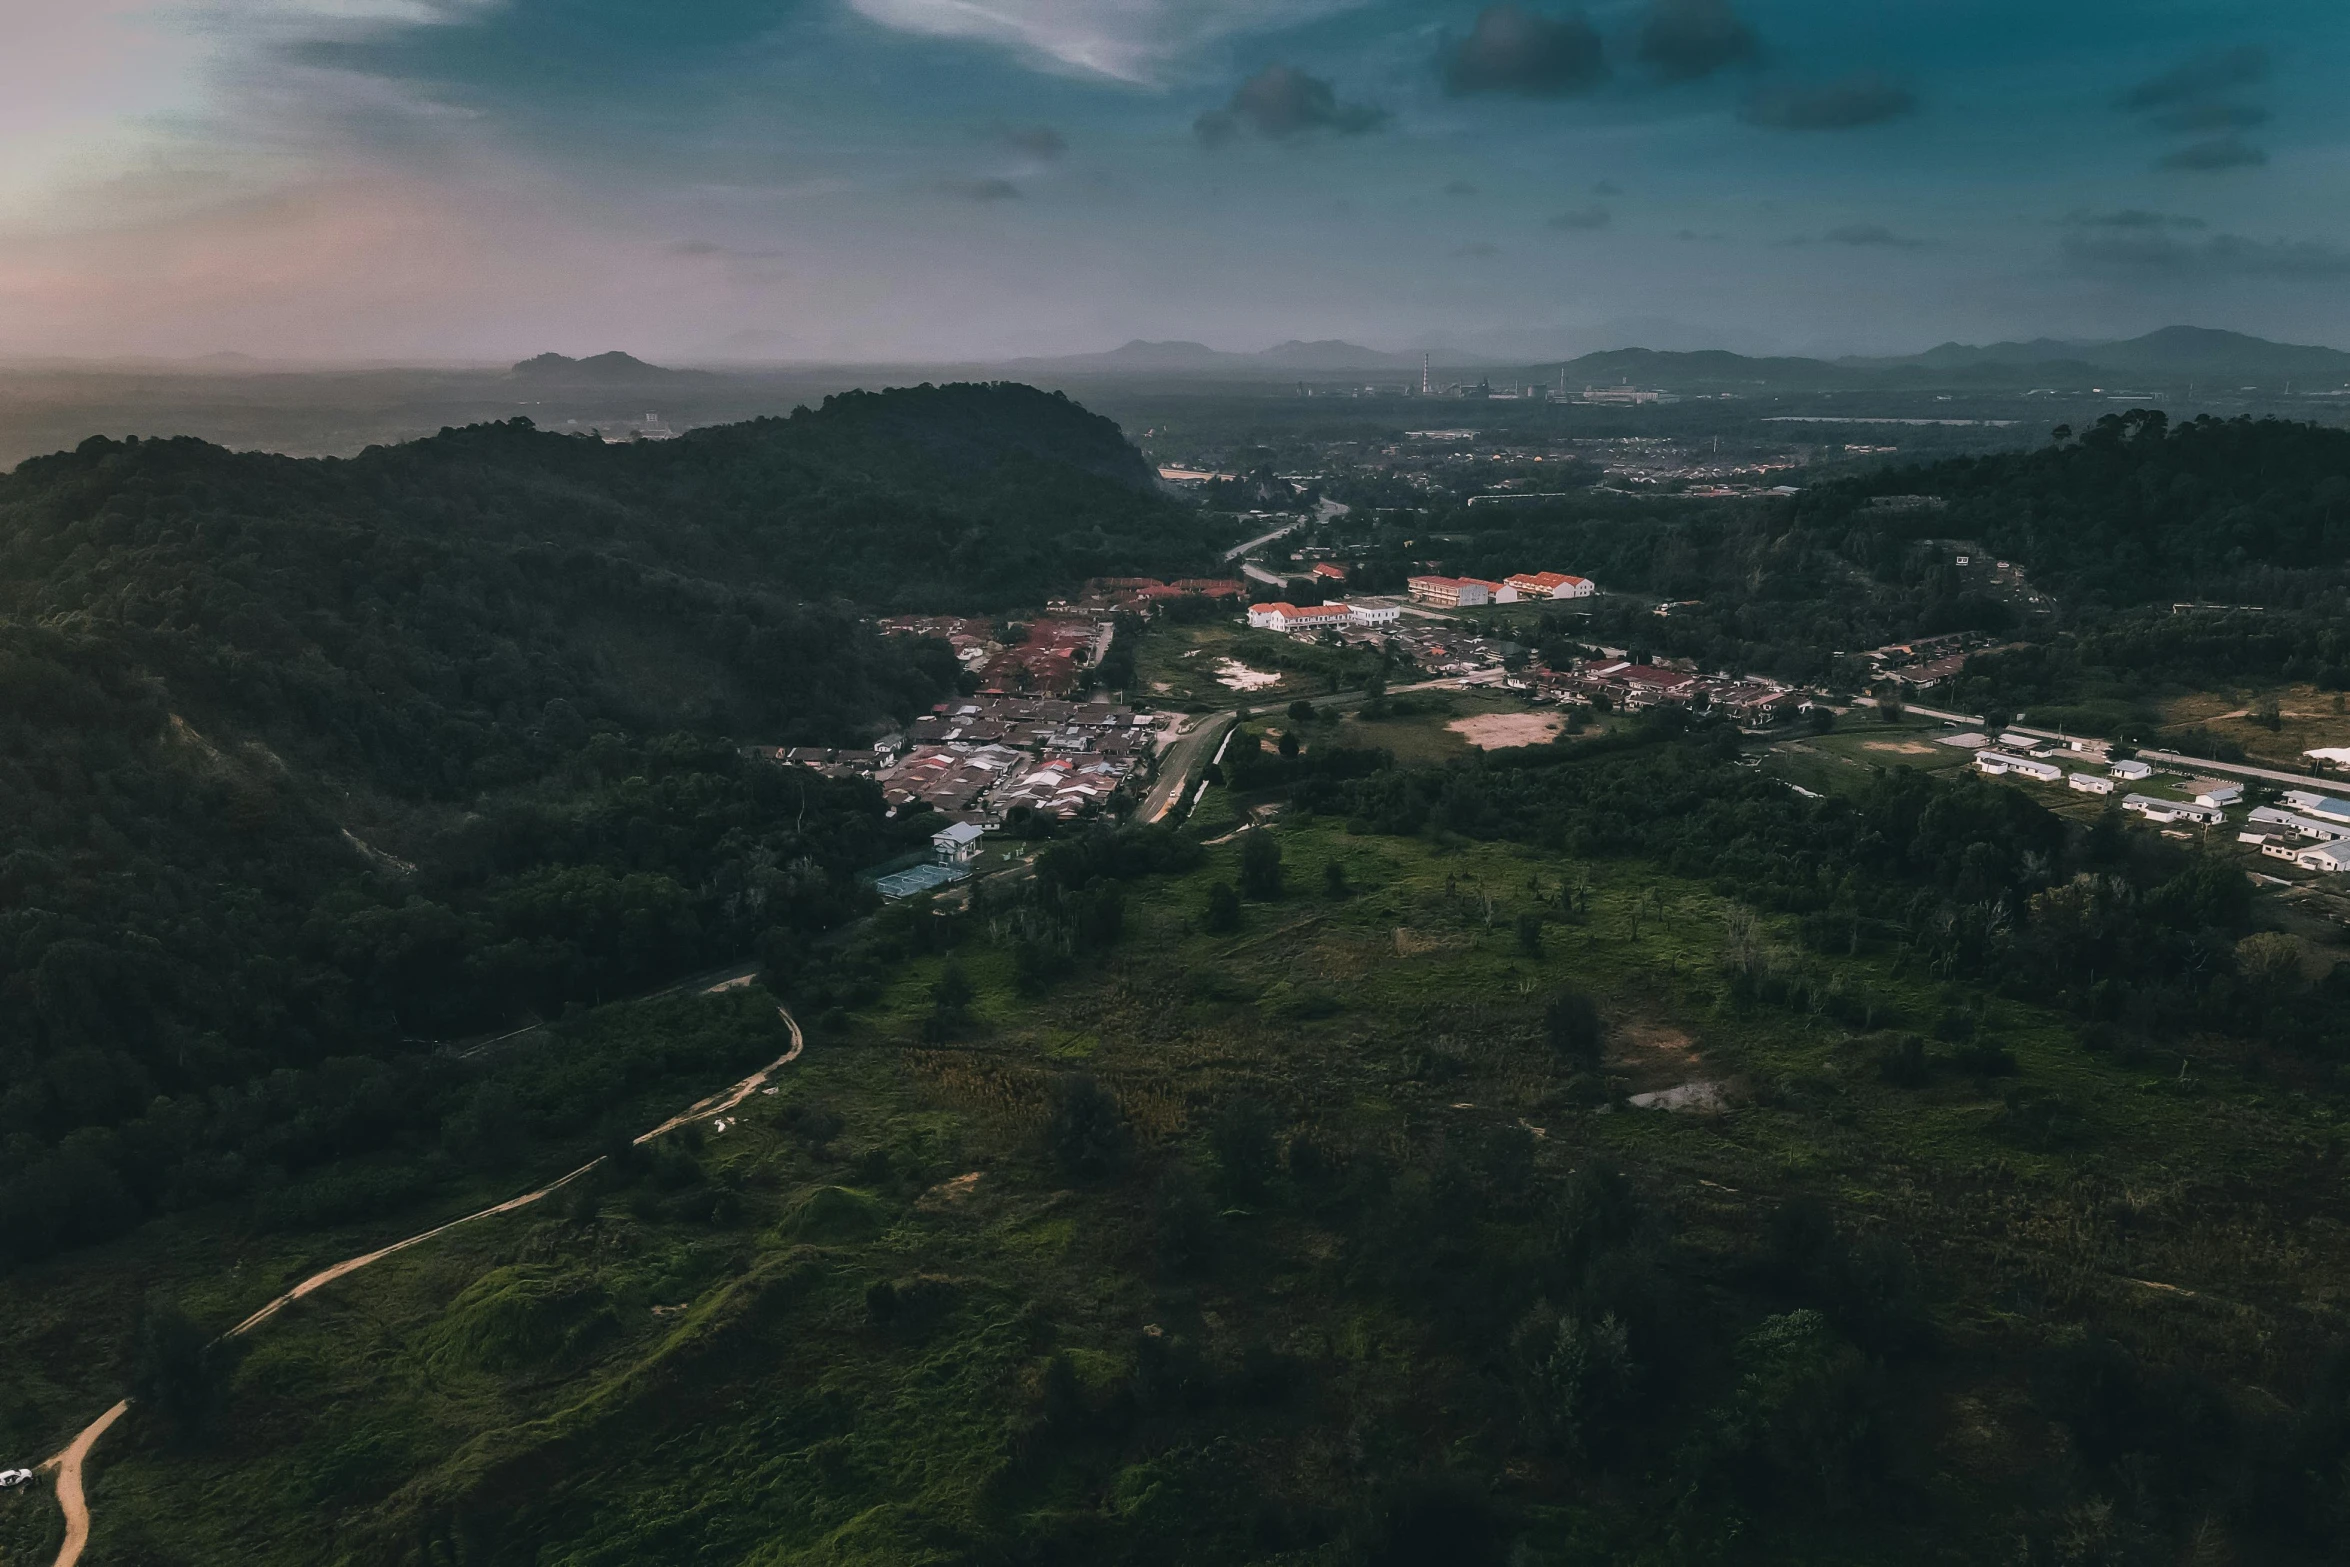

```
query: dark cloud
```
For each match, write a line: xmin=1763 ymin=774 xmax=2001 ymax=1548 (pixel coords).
xmin=1674 ymin=229 xmax=1728 ymax=243
xmin=1741 ymin=73 xmax=1915 ymax=131
xmin=1453 ymin=241 xmax=1502 ymax=257
xmin=1548 ymin=205 xmax=1611 ymax=230
xmin=2150 ymin=102 xmax=2269 ymax=135
xmin=2063 ymin=229 xmax=2350 ymax=279
xmin=1443 ymin=179 xmax=1481 ymax=196
xmin=1636 ymin=0 xmax=1758 ymax=83
xmin=992 ymin=124 xmax=1067 ymax=160
xmin=935 ymin=176 xmax=1022 ymax=201
xmin=2068 ymin=209 xmax=2207 ymax=230
xmin=1196 ymin=64 xmax=1387 ymax=145
xmin=1593 ymin=180 xmax=1623 ymax=196
xmin=2116 ymin=45 xmax=2268 ymax=112
xmin=1824 ymin=223 xmax=1923 ymax=248
xmin=2159 ymin=137 xmax=2269 ymax=173
xmin=1442 ymin=6 xmax=1608 ymax=97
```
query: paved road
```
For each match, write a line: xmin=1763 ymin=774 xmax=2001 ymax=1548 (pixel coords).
xmin=1221 ymin=518 xmax=1307 ymax=563
xmin=1143 ymin=713 xmax=1237 ymax=823
xmin=40 ymin=981 xmax=805 ymax=1567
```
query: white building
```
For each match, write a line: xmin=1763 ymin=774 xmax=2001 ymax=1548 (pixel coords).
xmin=933 ymin=821 xmax=986 ymax=864
xmin=1977 ymin=750 xmax=2062 ymax=782
xmin=1347 ymin=602 xmax=1401 ymax=626
xmin=2122 ymin=794 xmax=2226 ymax=825
xmin=2192 ymin=782 xmax=2243 ymax=808
xmin=1997 ymin=730 xmax=2041 ymax=751
xmin=2247 ymin=805 xmax=2350 ymax=842
xmin=2068 ymin=772 xmax=2115 ymax=795
xmin=2294 ymin=842 xmax=2350 ymax=874
xmin=2108 ymin=759 xmax=2154 ymax=782
xmin=2281 ymin=789 xmax=2350 ymax=825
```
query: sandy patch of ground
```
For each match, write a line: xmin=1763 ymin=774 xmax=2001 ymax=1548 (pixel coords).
xmin=1447 ymin=712 xmax=1564 ymax=749
xmin=1864 ymin=740 xmax=1937 ymax=755
xmin=1629 ymin=1081 xmax=1727 ymax=1112
xmin=918 ymin=1172 xmax=984 ymax=1211
xmin=1214 ymin=658 xmax=1282 ymax=691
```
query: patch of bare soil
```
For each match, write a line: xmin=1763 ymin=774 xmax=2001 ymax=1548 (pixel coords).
xmin=1863 ymin=740 xmax=1936 ymax=755
xmin=1447 ymin=712 xmax=1565 ymax=750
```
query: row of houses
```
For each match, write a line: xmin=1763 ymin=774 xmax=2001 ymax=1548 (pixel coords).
xmin=1973 ymin=747 xmax=2350 ymax=875
xmin=1246 ymin=600 xmax=1403 ymax=633
xmin=1406 ymin=570 xmax=1596 ymax=608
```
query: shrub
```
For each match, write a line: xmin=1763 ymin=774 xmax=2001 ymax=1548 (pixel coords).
xmin=1543 ymin=988 xmax=1604 ymax=1068
xmin=1239 ymin=831 xmax=1284 ymax=900
xmin=1046 ymin=1075 xmax=1132 ymax=1185
xmin=1204 ymin=881 xmax=1242 ymax=933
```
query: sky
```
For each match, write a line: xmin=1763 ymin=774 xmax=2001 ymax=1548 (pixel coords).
xmin=0 ymin=0 xmax=2345 ymax=362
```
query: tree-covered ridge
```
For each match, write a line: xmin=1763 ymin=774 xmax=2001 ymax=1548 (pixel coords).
xmin=0 ymin=382 xmax=1214 ymax=1266
xmin=1807 ymin=411 xmax=2350 ymax=607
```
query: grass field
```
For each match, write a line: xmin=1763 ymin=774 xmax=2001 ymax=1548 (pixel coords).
xmin=1132 ymin=621 xmax=1385 ymax=708
xmin=16 ymin=788 xmax=2350 ymax=1563
xmin=2160 ymin=683 xmax=2350 ymax=771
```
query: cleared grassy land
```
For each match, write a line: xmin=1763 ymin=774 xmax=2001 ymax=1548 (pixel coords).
xmin=2159 ymin=684 xmax=2350 ymax=772
xmin=20 ymin=802 xmax=2350 ymax=1564
xmin=1133 ymin=621 xmax=1386 ymax=707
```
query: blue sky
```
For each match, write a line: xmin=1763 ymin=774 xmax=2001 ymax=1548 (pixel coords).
xmin=0 ymin=0 xmax=2344 ymax=361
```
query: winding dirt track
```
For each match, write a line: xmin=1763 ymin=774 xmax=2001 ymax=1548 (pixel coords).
xmin=37 ymin=985 xmax=803 ymax=1567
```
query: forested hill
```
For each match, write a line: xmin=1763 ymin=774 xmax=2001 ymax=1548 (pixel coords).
xmin=0 ymin=382 xmax=1206 ymax=1266
xmin=1799 ymin=411 xmax=2350 ymax=607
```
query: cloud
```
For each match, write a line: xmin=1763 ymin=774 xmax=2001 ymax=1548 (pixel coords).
xmin=1547 ymin=204 xmax=1611 ymax=230
xmin=2062 ymin=229 xmax=2350 ymax=279
xmin=845 ymin=0 xmax=1370 ymax=84
xmin=2067 ymin=209 xmax=2207 ymax=230
xmin=2116 ymin=45 xmax=2268 ymax=113
xmin=2150 ymin=102 xmax=2268 ymax=135
xmin=1592 ymin=180 xmax=1623 ymax=196
xmin=669 ymin=238 xmax=723 ymax=255
xmin=1441 ymin=5 xmax=1607 ymax=97
xmin=1635 ymin=0 xmax=1757 ymax=83
xmin=991 ymin=123 xmax=1067 ymax=159
xmin=1443 ymin=178 xmax=1480 ymax=196
xmin=1741 ymin=73 xmax=1915 ymax=131
xmin=1195 ymin=64 xmax=1386 ymax=144
xmin=934 ymin=175 xmax=1022 ymax=200
xmin=2158 ymin=136 xmax=2268 ymax=173
xmin=1823 ymin=223 xmax=1922 ymax=248
xmin=1453 ymin=241 xmax=1501 ymax=257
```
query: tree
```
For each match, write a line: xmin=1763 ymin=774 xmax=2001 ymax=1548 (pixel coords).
xmin=1876 ymin=690 xmax=1904 ymax=724
xmin=1239 ymin=830 xmax=1284 ymax=900
xmin=1210 ymin=1101 xmax=1280 ymax=1204
xmin=925 ymin=959 xmax=976 ymax=1039
xmin=1278 ymin=729 xmax=1301 ymax=759
xmin=1205 ymin=881 xmax=1243 ymax=933
xmin=1516 ymin=911 xmax=1545 ymax=957
xmin=1288 ymin=699 xmax=1316 ymax=724
xmin=1323 ymin=859 xmax=1349 ymax=899
xmin=1544 ymin=988 xmax=1604 ymax=1069
xmin=130 ymin=1301 xmax=244 ymax=1446
xmin=1046 ymin=1075 xmax=1132 ymax=1185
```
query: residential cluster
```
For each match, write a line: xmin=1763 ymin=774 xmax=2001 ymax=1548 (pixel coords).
xmin=1967 ymin=733 xmax=2350 ymax=875
xmin=878 ymin=613 xmax=1116 ymax=697
xmin=755 ymin=695 xmax=1170 ymax=833
xmin=1535 ymin=658 xmax=1800 ymax=723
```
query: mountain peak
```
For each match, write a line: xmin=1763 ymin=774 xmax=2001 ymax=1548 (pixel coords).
xmin=510 ymin=351 xmax=683 ymax=381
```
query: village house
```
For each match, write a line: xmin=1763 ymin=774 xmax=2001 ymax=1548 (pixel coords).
xmin=1407 ymin=575 xmax=1488 ymax=608
xmin=1977 ymin=751 xmax=2062 ymax=782
xmin=1504 ymin=571 xmax=1595 ymax=599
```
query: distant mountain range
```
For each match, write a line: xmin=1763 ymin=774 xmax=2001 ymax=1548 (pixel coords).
xmin=1005 ymin=325 xmax=2350 ymax=388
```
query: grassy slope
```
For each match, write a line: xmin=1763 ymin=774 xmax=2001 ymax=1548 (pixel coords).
xmin=25 ymin=806 xmax=2349 ymax=1564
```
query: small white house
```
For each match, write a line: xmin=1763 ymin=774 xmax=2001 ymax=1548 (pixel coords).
xmin=2122 ymin=794 xmax=2225 ymax=825
xmin=2068 ymin=772 xmax=2115 ymax=795
xmin=2108 ymin=758 xmax=2154 ymax=782
xmin=933 ymin=821 xmax=987 ymax=865
xmin=1977 ymin=750 xmax=2062 ymax=782
xmin=2294 ymin=842 xmax=2350 ymax=874
xmin=1997 ymin=730 xmax=2041 ymax=751
xmin=2192 ymin=782 xmax=2243 ymax=808
xmin=2248 ymin=805 xmax=2350 ymax=842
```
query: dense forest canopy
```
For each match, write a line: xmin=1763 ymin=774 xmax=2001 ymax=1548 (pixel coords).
xmin=0 ymin=383 xmax=1218 ymax=1265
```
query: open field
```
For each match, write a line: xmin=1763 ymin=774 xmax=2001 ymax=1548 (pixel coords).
xmin=12 ymin=779 xmax=2350 ymax=1562
xmin=1132 ymin=622 xmax=1384 ymax=707
xmin=2159 ymin=684 xmax=2350 ymax=773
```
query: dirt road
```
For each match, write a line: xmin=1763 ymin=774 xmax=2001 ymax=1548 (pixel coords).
xmin=39 ymin=982 xmax=804 ymax=1567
